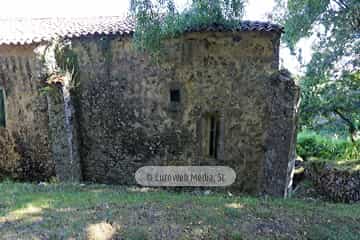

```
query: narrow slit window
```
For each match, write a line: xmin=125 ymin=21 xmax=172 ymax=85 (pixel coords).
xmin=0 ymin=89 xmax=5 ymax=127
xmin=170 ymin=89 xmax=180 ymax=103
xmin=208 ymin=115 xmax=220 ymax=159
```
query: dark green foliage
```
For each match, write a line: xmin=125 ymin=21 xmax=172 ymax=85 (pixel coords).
xmin=230 ymin=232 xmax=243 ymax=240
xmin=52 ymin=42 xmax=81 ymax=97
xmin=54 ymin=42 xmax=80 ymax=86
xmin=274 ymin=0 xmax=360 ymax=140
xmin=130 ymin=0 xmax=246 ymax=58
xmin=300 ymin=71 xmax=360 ymax=141
xmin=275 ymin=0 xmax=359 ymax=53
xmin=297 ymin=131 xmax=360 ymax=161
xmin=0 ymin=89 xmax=5 ymax=127
xmin=39 ymin=85 xmax=62 ymax=102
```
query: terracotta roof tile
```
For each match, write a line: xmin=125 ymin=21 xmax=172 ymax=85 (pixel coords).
xmin=0 ymin=16 xmax=135 ymax=45
xmin=185 ymin=21 xmax=283 ymax=33
xmin=0 ymin=16 xmax=283 ymax=45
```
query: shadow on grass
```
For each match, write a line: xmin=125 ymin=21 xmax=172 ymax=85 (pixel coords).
xmin=0 ymin=181 xmax=359 ymax=239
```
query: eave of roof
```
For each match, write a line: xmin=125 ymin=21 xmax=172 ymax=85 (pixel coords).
xmin=0 ymin=16 xmax=283 ymax=46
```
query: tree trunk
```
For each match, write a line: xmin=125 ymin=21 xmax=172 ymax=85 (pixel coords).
xmin=333 ymin=109 xmax=358 ymax=142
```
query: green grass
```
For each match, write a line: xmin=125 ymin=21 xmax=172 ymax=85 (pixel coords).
xmin=0 ymin=182 xmax=359 ymax=239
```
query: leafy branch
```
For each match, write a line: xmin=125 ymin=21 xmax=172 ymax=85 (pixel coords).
xmin=130 ymin=0 xmax=246 ymax=58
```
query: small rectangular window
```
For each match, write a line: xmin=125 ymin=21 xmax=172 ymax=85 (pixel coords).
xmin=0 ymin=89 xmax=5 ymax=127
xmin=170 ymin=89 xmax=180 ymax=103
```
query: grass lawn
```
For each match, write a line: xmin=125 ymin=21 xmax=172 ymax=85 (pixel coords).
xmin=0 ymin=182 xmax=359 ymax=240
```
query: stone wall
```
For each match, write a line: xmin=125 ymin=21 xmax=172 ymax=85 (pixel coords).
xmin=0 ymin=31 xmax=299 ymax=196
xmin=0 ymin=44 xmax=54 ymax=181
xmin=46 ymin=84 xmax=82 ymax=182
xmin=262 ymin=70 xmax=300 ymax=196
xmin=306 ymin=162 xmax=360 ymax=203
xmin=68 ymin=31 xmax=299 ymax=196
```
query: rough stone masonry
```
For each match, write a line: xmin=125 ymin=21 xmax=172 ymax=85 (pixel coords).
xmin=0 ymin=17 xmax=300 ymax=197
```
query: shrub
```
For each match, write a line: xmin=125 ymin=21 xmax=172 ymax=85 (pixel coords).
xmin=297 ymin=131 xmax=359 ymax=161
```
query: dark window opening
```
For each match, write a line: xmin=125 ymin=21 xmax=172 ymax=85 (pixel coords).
xmin=0 ymin=89 xmax=5 ymax=128
xmin=170 ymin=89 xmax=181 ymax=103
xmin=208 ymin=115 xmax=220 ymax=159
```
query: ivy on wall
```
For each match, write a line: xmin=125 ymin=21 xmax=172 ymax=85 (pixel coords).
xmin=54 ymin=42 xmax=80 ymax=87
xmin=38 ymin=41 xmax=81 ymax=103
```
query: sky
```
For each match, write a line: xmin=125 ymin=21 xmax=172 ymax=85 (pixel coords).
xmin=1 ymin=0 xmax=312 ymax=74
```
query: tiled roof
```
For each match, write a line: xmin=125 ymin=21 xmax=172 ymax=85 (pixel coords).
xmin=0 ymin=16 xmax=135 ymax=45
xmin=0 ymin=16 xmax=283 ymax=45
xmin=184 ymin=21 xmax=284 ymax=34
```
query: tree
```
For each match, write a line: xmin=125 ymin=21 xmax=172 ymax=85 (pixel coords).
xmin=274 ymin=0 xmax=360 ymax=141
xmin=301 ymin=70 xmax=360 ymax=141
xmin=129 ymin=0 xmax=246 ymax=57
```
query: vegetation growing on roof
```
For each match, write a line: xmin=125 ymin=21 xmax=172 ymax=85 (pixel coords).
xmin=130 ymin=0 xmax=246 ymax=58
